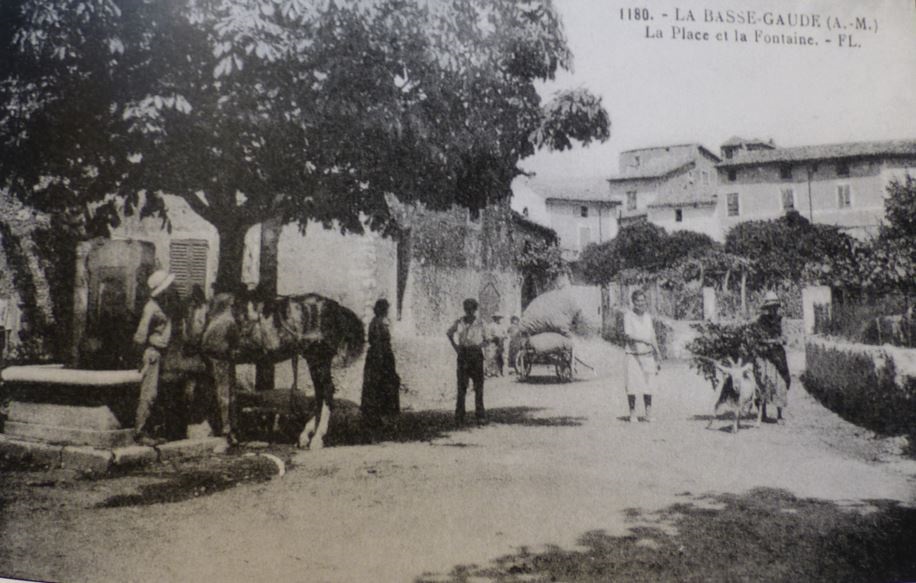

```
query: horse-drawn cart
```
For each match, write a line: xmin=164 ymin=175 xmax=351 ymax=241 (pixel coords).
xmin=515 ymin=332 xmax=577 ymax=382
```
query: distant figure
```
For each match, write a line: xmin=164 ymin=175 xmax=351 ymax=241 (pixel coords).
xmin=755 ymin=291 xmax=790 ymax=423
xmin=507 ymin=315 xmax=522 ymax=374
xmin=132 ymin=270 xmax=181 ymax=445
xmin=361 ymin=299 xmax=400 ymax=438
xmin=490 ymin=314 xmax=508 ymax=376
xmin=446 ymin=298 xmax=488 ymax=426
xmin=623 ymin=289 xmax=661 ymax=423
xmin=201 ymin=293 xmax=240 ymax=443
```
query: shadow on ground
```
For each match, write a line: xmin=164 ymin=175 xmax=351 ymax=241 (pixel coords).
xmin=416 ymin=488 xmax=916 ymax=583
xmin=94 ymin=454 xmax=280 ymax=508
xmin=237 ymin=391 xmax=585 ymax=447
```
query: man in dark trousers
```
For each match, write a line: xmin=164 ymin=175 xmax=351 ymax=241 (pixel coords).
xmin=446 ymin=298 xmax=488 ymax=426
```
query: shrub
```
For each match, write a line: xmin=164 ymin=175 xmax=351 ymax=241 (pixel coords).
xmin=802 ymin=340 xmax=916 ymax=435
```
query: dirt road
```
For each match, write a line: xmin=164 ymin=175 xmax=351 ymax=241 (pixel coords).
xmin=2 ymin=346 xmax=915 ymax=582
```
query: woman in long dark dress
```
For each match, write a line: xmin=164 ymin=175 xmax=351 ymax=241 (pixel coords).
xmin=755 ymin=291 xmax=790 ymax=423
xmin=361 ymin=299 xmax=400 ymax=438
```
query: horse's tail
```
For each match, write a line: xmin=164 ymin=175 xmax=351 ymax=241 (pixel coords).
xmin=324 ymin=298 xmax=366 ymax=365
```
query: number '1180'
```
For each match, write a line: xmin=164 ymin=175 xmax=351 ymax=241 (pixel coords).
xmin=620 ymin=8 xmax=650 ymax=20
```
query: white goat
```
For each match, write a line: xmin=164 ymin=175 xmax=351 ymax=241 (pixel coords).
xmin=704 ymin=357 xmax=762 ymax=433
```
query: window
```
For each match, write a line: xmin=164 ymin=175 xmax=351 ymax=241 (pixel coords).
xmin=580 ymin=205 xmax=589 ymax=218
xmin=626 ymin=190 xmax=637 ymax=211
xmin=701 ymin=170 xmax=709 ymax=186
xmin=779 ymin=164 xmax=792 ymax=180
xmin=468 ymin=207 xmax=480 ymax=222
xmin=727 ymin=169 xmax=737 ymax=182
xmin=578 ymin=226 xmax=592 ymax=249
xmin=522 ymin=206 xmax=529 ymax=217
xmin=169 ymin=239 xmax=208 ymax=298
xmin=675 ymin=209 xmax=683 ymax=222
xmin=837 ymin=184 xmax=852 ymax=208
xmin=780 ymin=187 xmax=795 ymax=211
xmin=727 ymin=193 xmax=740 ymax=217
xmin=836 ymin=162 xmax=850 ymax=177
xmin=633 ymin=155 xmax=640 ymax=168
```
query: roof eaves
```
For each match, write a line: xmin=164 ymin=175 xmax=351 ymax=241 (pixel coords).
xmin=607 ymin=161 xmax=695 ymax=182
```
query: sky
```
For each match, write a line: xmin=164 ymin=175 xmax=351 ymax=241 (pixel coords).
xmin=521 ymin=0 xmax=916 ymax=180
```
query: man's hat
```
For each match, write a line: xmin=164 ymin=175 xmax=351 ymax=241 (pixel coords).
xmin=147 ymin=270 xmax=175 ymax=298
xmin=463 ymin=298 xmax=478 ymax=311
xmin=761 ymin=291 xmax=781 ymax=306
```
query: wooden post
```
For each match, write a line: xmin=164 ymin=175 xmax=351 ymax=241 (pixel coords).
xmin=740 ymin=271 xmax=748 ymax=318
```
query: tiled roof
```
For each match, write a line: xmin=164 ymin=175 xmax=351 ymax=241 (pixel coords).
xmin=717 ymin=139 xmax=916 ymax=168
xmin=531 ymin=175 xmax=619 ymax=203
xmin=512 ymin=211 xmax=558 ymax=243
xmin=648 ymin=190 xmax=717 ymax=208
xmin=607 ymin=160 xmax=695 ymax=181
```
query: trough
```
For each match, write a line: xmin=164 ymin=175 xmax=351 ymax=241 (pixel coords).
xmin=1 ymin=364 xmax=142 ymax=448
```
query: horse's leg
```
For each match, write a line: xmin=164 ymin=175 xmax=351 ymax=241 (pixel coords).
xmin=298 ymin=350 xmax=333 ymax=449
xmin=298 ymin=353 xmax=318 ymax=447
xmin=309 ymin=354 xmax=335 ymax=450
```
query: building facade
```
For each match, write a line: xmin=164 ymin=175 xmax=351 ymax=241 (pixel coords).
xmin=716 ymin=140 xmax=916 ymax=240
xmin=607 ymin=144 xmax=722 ymax=240
xmin=527 ymin=176 xmax=620 ymax=259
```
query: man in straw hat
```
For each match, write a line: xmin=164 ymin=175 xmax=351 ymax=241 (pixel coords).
xmin=132 ymin=269 xmax=179 ymax=445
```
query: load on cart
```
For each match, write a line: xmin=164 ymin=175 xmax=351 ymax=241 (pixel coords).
xmin=514 ymin=289 xmax=595 ymax=382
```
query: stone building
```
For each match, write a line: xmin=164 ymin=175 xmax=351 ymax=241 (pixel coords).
xmin=608 ymin=144 xmax=722 ymax=239
xmin=529 ymin=176 xmax=620 ymax=260
xmin=716 ymin=139 xmax=916 ymax=240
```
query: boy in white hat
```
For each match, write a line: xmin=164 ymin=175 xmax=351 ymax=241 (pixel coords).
xmin=132 ymin=269 xmax=178 ymax=445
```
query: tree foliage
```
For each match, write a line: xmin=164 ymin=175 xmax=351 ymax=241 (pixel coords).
xmin=578 ymin=222 xmax=719 ymax=285
xmin=515 ymin=237 xmax=566 ymax=282
xmin=0 ymin=0 xmax=610 ymax=289
xmin=686 ymin=321 xmax=770 ymax=388
xmin=725 ymin=210 xmax=855 ymax=286
xmin=804 ymin=175 xmax=915 ymax=294
xmin=882 ymin=175 xmax=916 ymax=242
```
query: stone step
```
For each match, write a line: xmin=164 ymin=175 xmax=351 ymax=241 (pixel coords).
xmin=7 ymin=401 xmax=123 ymax=430
xmin=3 ymin=421 xmax=135 ymax=448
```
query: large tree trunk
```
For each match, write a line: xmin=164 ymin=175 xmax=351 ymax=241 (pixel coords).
xmin=255 ymin=215 xmax=282 ymax=391
xmin=214 ymin=221 xmax=250 ymax=293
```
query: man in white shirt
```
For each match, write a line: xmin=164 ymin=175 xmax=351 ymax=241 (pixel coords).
xmin=446 ymin=298 xmax=488 ymax=426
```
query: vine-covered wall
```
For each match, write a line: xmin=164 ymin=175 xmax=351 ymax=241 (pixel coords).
xmin=0 ymin=191 xmax=54 ymax=360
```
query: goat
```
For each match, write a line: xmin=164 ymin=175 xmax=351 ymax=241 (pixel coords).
xmin=703 ymin=357 xmax=762 ymax=433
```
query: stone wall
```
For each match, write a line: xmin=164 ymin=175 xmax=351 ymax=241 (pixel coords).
xmin=0 ymin=191 xmax=53 ymax=357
